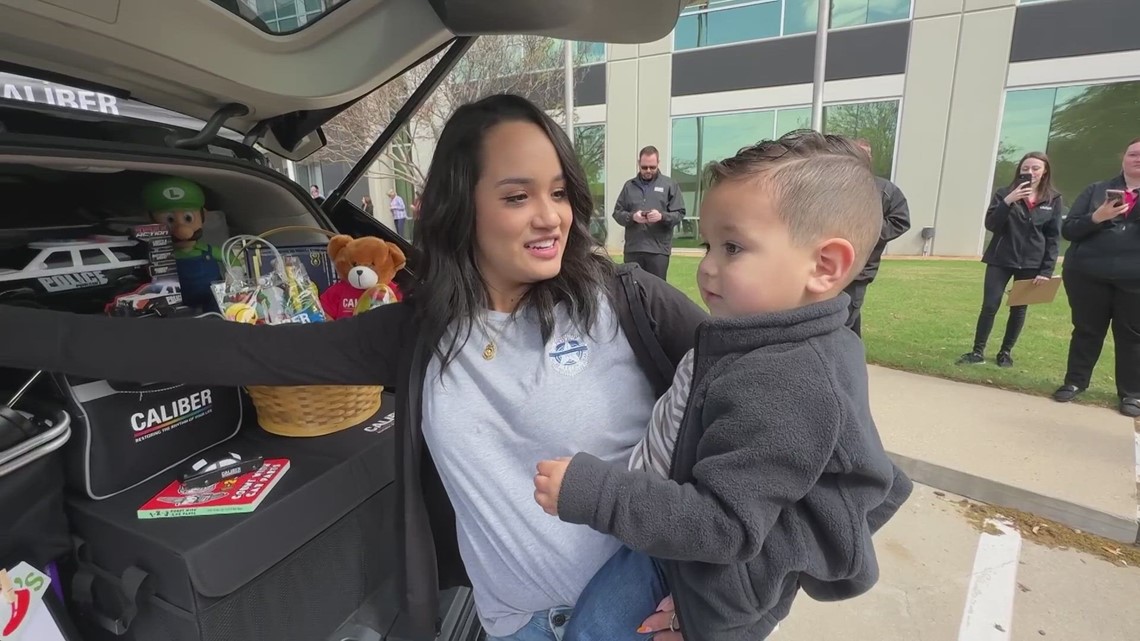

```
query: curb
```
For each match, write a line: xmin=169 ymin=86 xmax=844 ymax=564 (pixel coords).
xmin=888 ymin=451 xmax=1140 ymax=546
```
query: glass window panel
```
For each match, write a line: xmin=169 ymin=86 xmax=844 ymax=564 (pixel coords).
xmin=832 ymin=0 xmax=869 ymax=28
xmin=1046 ymin=81 xmax=1140 ymax=205
xmin=217 ymin=0 xmax=347 ymax=34
xmin=705 ymin=2 xmax=782 ymax=47
xmin=783 ymin=0 xmax=820 ymax=36
xmin=991 ymin=88 xmax=1056 ymax=194
xmin=867 ymin=0 xmax=911 ymax=23
xmin=823 ymin=100 xmax=900 ymax=178
xmin=702 ymin=111 xmax=777 ymax=163
xmin=271 ymin=0 xmax=297 ymax=18
xmin=682 ymin=0 xmax=770 ymax=14
xmin=574 ymin=124 xmax=607 ymax=241
xmin=677 ymin=2 xmax=781 ymax=49
xmin=671 ymin=118 xmax=702 ymax=218
xmin=575 ymin=41 xmax=606 ymax=64
xmin=674 ymin=14 xmax=701 ymax=50
xmin=775 ymin=107 xmax=812 ymax=137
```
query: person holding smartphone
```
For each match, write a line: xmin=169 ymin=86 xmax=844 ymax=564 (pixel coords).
xmin=958 ymin=152 xmax=1063 ymax=368
xmin=1053 ymin=138 xmax=1140 ymax=417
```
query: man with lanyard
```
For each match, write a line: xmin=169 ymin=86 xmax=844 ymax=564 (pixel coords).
xmin=612 ymin=146 xmax=686 ymax=280
xmin=843 ymin=139 xmax=911 ymax=337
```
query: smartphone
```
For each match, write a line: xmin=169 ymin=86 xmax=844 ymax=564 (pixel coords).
xmin=1017 ymin=173 xmax=1032 ymax=187
xmin=1105 ymin=189 xmax=1126 ymax=205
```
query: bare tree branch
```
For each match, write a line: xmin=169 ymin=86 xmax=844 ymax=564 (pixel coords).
xmin=314 ymin=36 xmax=592 ymax=193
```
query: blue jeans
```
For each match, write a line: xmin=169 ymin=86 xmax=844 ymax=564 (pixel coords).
xmin=488 ymin=607 xmax=575 ymax=641
xmin=563 ymin=547 xmax=669 ymax=641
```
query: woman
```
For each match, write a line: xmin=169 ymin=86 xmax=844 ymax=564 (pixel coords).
xmin=0 ymin=95 xmax=703 ymax=640
xmin=958 ymin=152 xmax=1063 ymax=368
xmin=1053 ymin=138 xmax=1140 ymax=418
xmin=361 ymin=195 xmax=374 ymax=216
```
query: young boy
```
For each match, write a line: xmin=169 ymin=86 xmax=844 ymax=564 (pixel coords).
xmin=533 ymin=130 xmax=914 ymax=641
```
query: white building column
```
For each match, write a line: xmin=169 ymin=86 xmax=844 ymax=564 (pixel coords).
xmin=892 ymin=0 xmax=1017 ymax=256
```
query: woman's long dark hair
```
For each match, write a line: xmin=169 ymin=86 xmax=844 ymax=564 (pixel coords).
xmin=1010 ymin=151 xmax=1058 ymax=200
xmin=411 ymin=94 xmax=614 ymax=369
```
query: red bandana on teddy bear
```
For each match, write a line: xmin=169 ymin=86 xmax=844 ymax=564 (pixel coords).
xmin=319 ymin=235 xmax=406 ymax=320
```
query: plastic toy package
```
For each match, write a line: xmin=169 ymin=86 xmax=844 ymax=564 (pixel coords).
xmin=212 ymin=236 xmax=329 ymax=326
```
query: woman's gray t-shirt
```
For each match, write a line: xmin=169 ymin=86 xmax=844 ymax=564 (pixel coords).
xmin=421 ymin=299 xmax=657 ymax=637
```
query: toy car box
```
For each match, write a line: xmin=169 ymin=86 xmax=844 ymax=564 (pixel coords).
xmin=62 ymin=401 xmax=400 ymax=641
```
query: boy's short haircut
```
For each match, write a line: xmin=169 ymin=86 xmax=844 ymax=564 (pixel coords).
xmin=703 ymin=129 xmax=882 ymax=277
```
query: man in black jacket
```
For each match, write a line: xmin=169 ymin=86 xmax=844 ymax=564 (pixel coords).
xmin=613 ymin=146 xmax=686 ymax=280
xmin=843 ymin=139 xmax=911 ymax=336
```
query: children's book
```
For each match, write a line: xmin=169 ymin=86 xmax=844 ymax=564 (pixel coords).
xmin=137 ymin=459 xmax=290 ymax=519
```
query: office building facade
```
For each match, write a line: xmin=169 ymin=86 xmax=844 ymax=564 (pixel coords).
xmin=586 ymin=0 xmax=1140 ymax=257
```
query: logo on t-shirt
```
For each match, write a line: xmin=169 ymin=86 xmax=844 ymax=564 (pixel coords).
xmin=548 ymin=336 xmax=589 ymax=376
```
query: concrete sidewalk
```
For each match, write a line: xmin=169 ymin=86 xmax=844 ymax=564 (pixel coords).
xmin=868 ymin=365 xmax=1139 ymax=544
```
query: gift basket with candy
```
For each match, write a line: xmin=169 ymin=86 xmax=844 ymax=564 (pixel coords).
xmin=213 ymin=231 xmax=383 ymax=438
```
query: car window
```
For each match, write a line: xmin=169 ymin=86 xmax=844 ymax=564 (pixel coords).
xmin=210 ymin=0 xmax=351 ymax=34
xmin=41 ymin=251 xmax=74 ymax=269
xmin=80 ymin=249 xmax=112 ymax=266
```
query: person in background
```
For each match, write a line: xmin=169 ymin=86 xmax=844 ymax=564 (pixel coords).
xmin=310 ymin=184 xmax=325 ymax=205
xmin=389 ymin=189 xmax=408 ymax=238
xmin=362 ymin=195 xmax=374 ymax=216
xmin=612 ymin=146 xmax=686 ymax=281
xmin=958 ymin=152 xmax=1063 ymax=368
xmin=1053 ymin=138 xmax=1140 ymax=417
xmin=843 ymin=138 xmax=911 ymax=336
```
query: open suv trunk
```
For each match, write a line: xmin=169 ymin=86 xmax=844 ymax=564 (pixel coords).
xmin=0 ymin=1 xmax=684 ymax=639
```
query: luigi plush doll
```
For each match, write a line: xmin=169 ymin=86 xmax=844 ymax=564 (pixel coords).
xmin=142 ymin=176 xmax=224 ymax=309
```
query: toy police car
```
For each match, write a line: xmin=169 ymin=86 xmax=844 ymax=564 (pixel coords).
xmin=0 ymin=238 xmax=149 ymax=300
xmin=181 ymin=452 xmax=265 ymax=490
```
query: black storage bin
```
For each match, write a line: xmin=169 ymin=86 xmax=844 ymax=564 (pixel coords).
xmin=0 ymin=395 xmax=73 ymax=570
xmin=63 ymin=401 xmax=402 ymax=641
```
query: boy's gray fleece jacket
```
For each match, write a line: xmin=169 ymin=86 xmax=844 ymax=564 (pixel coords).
xmin=558 ymin=294 xmax=914 ymax=641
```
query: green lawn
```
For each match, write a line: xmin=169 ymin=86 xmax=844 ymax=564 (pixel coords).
xmin=662 ymin=257 xmax=1119 ymax=408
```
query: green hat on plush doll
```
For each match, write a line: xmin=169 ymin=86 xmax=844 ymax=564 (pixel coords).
xmin=142 ymin=176 xmax=206 ymax=212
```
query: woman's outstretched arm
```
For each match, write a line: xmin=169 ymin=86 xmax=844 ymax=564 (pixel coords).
xmin=0 ymin=303 xmax=411 ymax=387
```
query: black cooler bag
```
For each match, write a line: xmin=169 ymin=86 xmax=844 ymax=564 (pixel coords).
xmin=52 ymin=376 xmax=243 ymax=500
xmin=0 ymin=395 xmax=73 ymax=570
xmin=63 ymin=403 xmax=401 ymax=641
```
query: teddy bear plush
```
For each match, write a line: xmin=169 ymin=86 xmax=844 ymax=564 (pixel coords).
xmin=319 ymin=235 xmax=406 ymax=320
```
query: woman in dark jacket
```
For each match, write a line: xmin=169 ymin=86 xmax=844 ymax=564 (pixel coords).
xmin=1053 ymin=138 xmax=1140 ymax=417
xmin=958 ymin=152 xmax=1063 ymax=368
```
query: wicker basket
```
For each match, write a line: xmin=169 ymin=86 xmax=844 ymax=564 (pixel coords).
xmin=231 ymin=227 xmax=383 ymax=438
xmin=245 ymin=384 xmax=382 ymax=438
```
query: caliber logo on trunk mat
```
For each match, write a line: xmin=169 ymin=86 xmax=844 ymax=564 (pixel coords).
xmin=131 ymin=390 xmax=214 ymax=442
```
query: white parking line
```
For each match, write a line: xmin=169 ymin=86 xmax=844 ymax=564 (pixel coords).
xmin=957 ymin=518 xmax=1022 ymax=641
xmin=1133 ymin=419 xmax=1140 ymax=526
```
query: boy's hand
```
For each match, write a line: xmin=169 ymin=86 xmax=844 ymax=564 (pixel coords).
xmin=534 ymin=457 xmax=571 ymax=516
